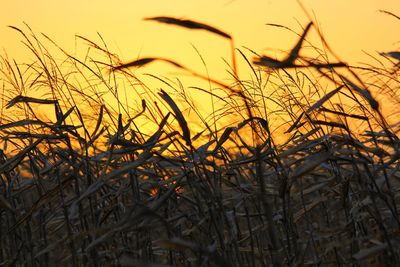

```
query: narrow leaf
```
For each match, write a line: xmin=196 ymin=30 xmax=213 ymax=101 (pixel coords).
xmin=159 ymin=90 xmax=191 ymax=146
xmin=286 ymin=112 xmax=304 ymax=133
xmin=306 ymin=85 xmax=344 ymax=113
xmin=6 ymin=95 xmax=57 ymax=109
xmin=112 ymin=57 xmax=156 ymax=70
xmin=319 ymin=107 xmax=368 ymax=120
xmin=90 ymin=104 xmax=104 ymax=139
xmin=285 ymin=22 xmax=313 ymax=63
xmin=342 ymin=77 xmax=379 ymax=110
xmin=311 ymin=120 xmax=349 ymax=130
xmin=144 ymin=16 xmax=231 ymax=39
xmin=213 ymin=127 xmax=234 ymax=153
xmin=112 ymin=57 xmax=184 ymax=71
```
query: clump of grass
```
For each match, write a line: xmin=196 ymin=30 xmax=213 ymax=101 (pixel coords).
xmin=0 ymin=14 xmax=399 ymax=267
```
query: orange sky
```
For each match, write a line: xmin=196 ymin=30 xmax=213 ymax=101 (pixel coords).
xmin=1 ymin=1 xmax=399 ymax=68
xmin=0 ymin=1 xmax=399 ymax=135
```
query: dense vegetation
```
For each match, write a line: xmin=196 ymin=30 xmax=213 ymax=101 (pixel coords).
xmin=0 ymin=13 xmax=399 ymax=266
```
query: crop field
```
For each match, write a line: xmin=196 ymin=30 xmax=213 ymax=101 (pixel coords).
xmin=0 ymin=10 xmax=400 ymax=267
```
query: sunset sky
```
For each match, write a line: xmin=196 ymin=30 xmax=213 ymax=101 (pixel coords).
xmin=1 ymin=1 xmax=399 ymax=69
xmin=0 ymin=1 xmax=400 ymax=131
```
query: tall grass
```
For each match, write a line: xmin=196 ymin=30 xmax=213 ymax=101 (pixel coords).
xmin=0 ymin=15 xmax=399 ymax=266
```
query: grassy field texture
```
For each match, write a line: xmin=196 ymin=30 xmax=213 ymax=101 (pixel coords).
xmin=0 ymin=12 xmax=400 ymax=267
